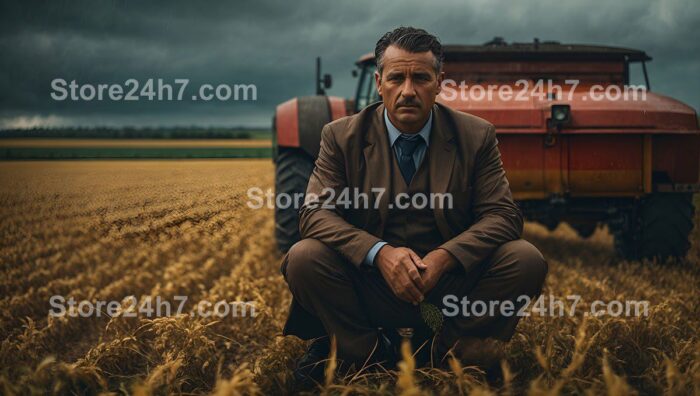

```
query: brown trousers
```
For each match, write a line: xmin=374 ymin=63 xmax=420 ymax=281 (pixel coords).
xmin=282 ymin=238 xmax=548 ymax=366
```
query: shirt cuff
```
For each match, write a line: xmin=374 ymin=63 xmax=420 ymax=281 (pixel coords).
xmin=363 ymin=241 xmax=388 ymax=267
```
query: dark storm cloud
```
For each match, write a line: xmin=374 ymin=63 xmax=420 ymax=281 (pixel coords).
xmin=0 ymin=0 xmax=698 ymax=128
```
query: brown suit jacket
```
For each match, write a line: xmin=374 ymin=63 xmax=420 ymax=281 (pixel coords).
xmin=298 ymin=101 xmax=523 ymax=274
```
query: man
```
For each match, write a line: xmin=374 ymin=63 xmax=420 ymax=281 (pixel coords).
xmin=280 ymin=27 xmax=548 ymax=384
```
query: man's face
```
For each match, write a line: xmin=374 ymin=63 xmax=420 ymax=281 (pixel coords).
xmin=374 ymin=45 xmax=444 ymax=132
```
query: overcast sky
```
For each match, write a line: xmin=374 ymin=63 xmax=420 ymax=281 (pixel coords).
xmin=1 ymin=0 xmax=698 ymax=129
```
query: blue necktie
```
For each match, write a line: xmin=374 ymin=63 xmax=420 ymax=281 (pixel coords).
xmin=395 ymin=135 xmax=423 ymax=185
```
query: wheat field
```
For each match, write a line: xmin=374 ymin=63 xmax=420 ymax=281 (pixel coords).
xmin=0 ymin=160 xmax=698 ymax=395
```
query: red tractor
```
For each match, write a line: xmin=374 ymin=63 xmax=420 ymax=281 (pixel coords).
xmin=273 ymin=38 xmax=700 ymax=261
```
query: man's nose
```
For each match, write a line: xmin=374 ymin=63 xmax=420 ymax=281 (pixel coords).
xmin=400 ymin=78 xmax=417 ymax=98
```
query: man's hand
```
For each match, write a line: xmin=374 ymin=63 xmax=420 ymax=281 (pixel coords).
xmin=375 ymin=245 xmax=427 ymax=305
xmin=420 ymin=248 xmax=458 ymax=294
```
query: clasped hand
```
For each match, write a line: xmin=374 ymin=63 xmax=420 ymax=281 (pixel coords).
xmin=374 ymin=245 xmax=457 ymax=305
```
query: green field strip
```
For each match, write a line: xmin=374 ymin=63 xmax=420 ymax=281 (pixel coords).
xmin=0 ymin=147 xmax=272 ymax=159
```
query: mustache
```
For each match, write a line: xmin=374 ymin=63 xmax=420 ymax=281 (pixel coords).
xmin=396 ymin=99 xmax=420 ymax=107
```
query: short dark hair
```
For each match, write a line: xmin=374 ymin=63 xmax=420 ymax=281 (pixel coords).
xmin=375 ymin=26 xmax=443 ymax=75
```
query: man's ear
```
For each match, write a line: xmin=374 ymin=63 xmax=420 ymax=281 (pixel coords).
xmin=374 ymin=70 xmax=382 ymax=97
xmin=435 ymin=71 xmax=445 ymax=96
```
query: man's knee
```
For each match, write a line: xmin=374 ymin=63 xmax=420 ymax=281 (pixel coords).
xmin=514 ymin=239 xmax=548 ymax=293
xmin=284 ymin=238 xmax=337 ymax=288
xmin=499 ymin=239 xmax=548 ymax=294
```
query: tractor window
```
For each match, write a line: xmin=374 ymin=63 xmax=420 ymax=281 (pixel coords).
xmin=355 ymin=64 xmax=380 ymax=111
xmin=628 ymin=61 xmax=651 ymax=90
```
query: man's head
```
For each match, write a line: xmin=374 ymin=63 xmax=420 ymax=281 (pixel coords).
xmin=374 ymin=27 xmax=444 ymax=133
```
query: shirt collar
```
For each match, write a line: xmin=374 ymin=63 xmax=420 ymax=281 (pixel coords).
xmin=384 ymin=107 xmax=432 ymax=147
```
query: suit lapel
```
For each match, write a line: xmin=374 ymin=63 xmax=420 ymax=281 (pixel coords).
xmin=428 ymin=104 xmax=457 ymax=240
xmin=363 ymin=104 xmax=392 ymax=235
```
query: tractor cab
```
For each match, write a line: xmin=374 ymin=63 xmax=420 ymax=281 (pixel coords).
xmin=353 ymin=53 xmax=380 ymax=112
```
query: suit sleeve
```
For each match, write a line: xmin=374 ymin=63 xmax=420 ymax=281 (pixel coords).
xmin=439 ymin=124 xmax=523 ymax=273
xmin=298 ymin=123 xmax=383 ymax=267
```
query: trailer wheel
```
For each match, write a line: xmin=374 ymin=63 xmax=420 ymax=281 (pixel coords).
xmin=274 ymin=148 xmax=315 ymax=252
xmin=612 ymin=193 xmax=695 ymax=261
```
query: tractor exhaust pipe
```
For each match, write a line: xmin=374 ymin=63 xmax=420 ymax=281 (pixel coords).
xmin=316 ymin=56 xmax=332 ymax=95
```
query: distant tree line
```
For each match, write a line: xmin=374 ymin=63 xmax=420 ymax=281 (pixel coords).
xmin=0 ymin=127 xmax=270 ymax=139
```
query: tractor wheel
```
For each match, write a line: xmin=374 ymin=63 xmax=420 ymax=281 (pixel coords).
xmin=273 ymin=96 xmax=334 ymax=252
xmin=274 ymin=148 xmax=315 ymax=253
xmin=611 ymin=193 xmax=695 ymax=261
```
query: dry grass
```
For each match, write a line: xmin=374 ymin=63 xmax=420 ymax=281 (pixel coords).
xmin=0 ymin=160 xmax=698 ymax=395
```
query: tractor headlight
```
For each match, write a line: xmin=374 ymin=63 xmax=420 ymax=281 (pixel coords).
xmin=551 ymin=104 xmax=571 ymax=124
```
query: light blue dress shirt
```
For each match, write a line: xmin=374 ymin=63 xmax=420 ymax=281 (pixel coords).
xmin=363 ymin=109 xmax=433 ymax=266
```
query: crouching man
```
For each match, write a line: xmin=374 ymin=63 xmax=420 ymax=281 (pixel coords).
xmin=280 ymin=26 xmax=548 ymax=386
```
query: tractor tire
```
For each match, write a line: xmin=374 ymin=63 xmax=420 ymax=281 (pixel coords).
xmin=273 ymin=96 xmax=334 ymax=252
xmin=274 ymin=148 xmax=315 ymax=253
xmin=611 ymin=193 xmax=695 ymax=261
